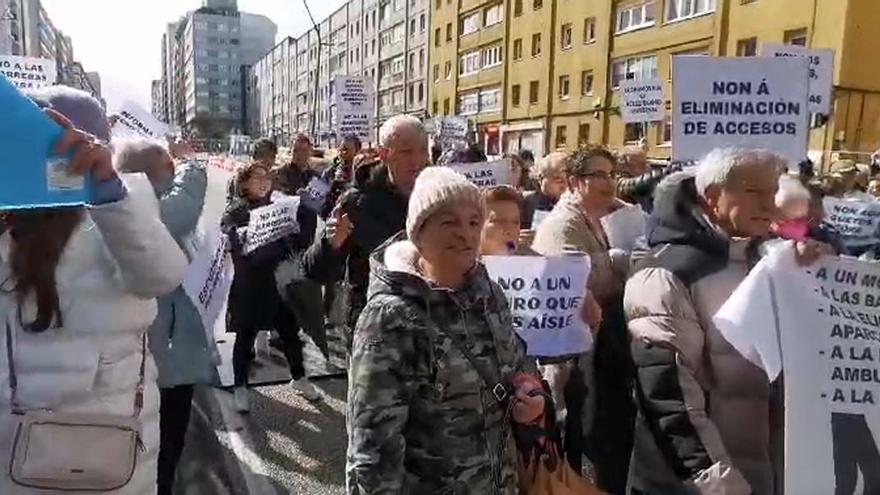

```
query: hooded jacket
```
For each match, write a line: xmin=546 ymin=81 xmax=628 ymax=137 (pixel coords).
xmin=624 ymin=172 xmax=772 ymax=495
xmin=346 ymin=234 xmax=528 ymax=495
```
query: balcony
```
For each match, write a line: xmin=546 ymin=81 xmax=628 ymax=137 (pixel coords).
xmin=378 ymin=72 xmax=405 ymax=90
xmin=457 ymin=64 xmax=503 ymax=91
xmin=459 ymin=22 xmax=504 ymax=53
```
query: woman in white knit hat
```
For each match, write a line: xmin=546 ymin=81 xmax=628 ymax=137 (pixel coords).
xmin=345 ymin=167 xmax=545 ymax=494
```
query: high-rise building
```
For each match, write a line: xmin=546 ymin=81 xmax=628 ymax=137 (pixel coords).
xmin=151 ymin=79 xmax=163 ymax=119
xmin=246 ymin=0 xmax=431 ymax=147
xmin=158 ymin=1 xmax=276 ymax=138
xmin=430 ymin=0 xmax=880 ymax=161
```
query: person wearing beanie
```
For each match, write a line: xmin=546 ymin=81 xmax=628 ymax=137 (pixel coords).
xmin=346 ymin=168 xmax=540 ymax=494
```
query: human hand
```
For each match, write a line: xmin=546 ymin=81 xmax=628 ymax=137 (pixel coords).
xmin=327 ymin=204 xmax=353 ymax=250
xmin=795 ymin=239 xmax=834 ymax=266
xmin=47 ymin=108 xmax=116 ymax=183
xmin=511 ymin=373 xmax=546 ymax=425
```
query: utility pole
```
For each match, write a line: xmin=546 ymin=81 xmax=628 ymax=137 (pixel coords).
xmin=302 ymin=0 xmax=321 ymax=142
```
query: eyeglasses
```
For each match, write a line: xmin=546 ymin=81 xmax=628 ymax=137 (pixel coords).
xmin=580 ymin=170 xmax=614 ymax=181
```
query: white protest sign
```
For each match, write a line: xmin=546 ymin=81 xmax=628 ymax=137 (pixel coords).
xmin=435 ymin=116 xmax=469 ymax=145
xmin=600 ymin=204 xmax=648 ymax=252
xmin=0 ymin=55 xmax=56 ymax=90
xmin=243 ymin=196 xmax=300 ymax=254
xmin=447 ymin=160 xmax=510 ymax=188
xmin=335 ymin=76 xmax=374 ymax=140
xmin=532 ymin=209 xmax=551 ymax=230
xmin=484 ymin=255 xmax=592 ymax=357
xmin=620 ymin=77 xmax=665 ymax=123
xmin=300 ymin=176 xmax=331 ymax=213
xmin=110 ymin=100 xmax=171 ymax=140
xmin=823 ymin=197 xmax=880 ymax=250
xmin=714 ymin=248 xmax=880 ymax=495
xmin=183 ymin=228 xmax=234 ymax=336
xmin=763 ymin=44 xmax=834 ymax=115
xmin=673 ymin=56 xmax=810 ymax=164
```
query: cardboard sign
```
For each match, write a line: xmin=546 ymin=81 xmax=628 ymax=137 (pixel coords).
xmin=435 ymin=116 xmax=469 ymax=146
xmin=183 ymin=228 xmax=233 ymax=336
xmin=243 ymin=196 xmax=300 ymax=254
xmin=447 ymin=160 xmax=510 ymax=188
xmin=673 ymin=56 xmax=810 ymax=164
xmin=621 ymin=77 xmax=665 ymax=123
xmin=484 ymin=255 xmax=592 ymax=357
xmin=714 ymin=247 xmax=880 ymax=495
xmin=0 ymin=55 xmax=56 ymax=90
xmin=763 ymin=44 xmax=835 ymax=115
xmin=823 ymin=197 xmax=880 ymax=250
xmin=0 ymin=74 xmax=85 ymax=210
xmin=300 ymin=176 xmax=331 ymax=213
xmin=110 ymin=100 xmax=170 ymax=140
xmin=335 ymin=76 xmax=374 ymax=140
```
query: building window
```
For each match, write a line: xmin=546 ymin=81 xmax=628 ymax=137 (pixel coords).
xmin=531 ymin=33 xmax=542 ymax=57
xmin=667 ymin=0 xmax=716 ymax=22
xmin=445 ymin=61 xmax=452 ymax=79
xmin=513 ymin=39 xmax=523 ymax=60
xmin=409 ymin=85 xmax=415 ymax=105
xmin=514 ymin=0 xmax=523 ymax=16
xmin=736 ymin=37 xmax=757 ymax=56
xmin=561 ymin=23 xmax=573 ymax=50
xmin=611 ymin=54 xmax=658 ymax=87
xmin=578 ymin=123 xmax=590 ymax=145
xmin=458 ymin=91 xmax=479 ymax=115
xmin=443 ymin=98 xmax=450 ymax=114
xmin=479 ymin=87 xmax=502 ymax=113
xmin=581 ymin=70 xmax=594 ymax=95
xmin=485 ymin=4 xmax=503 ymax=26
xmin=529 ymin=81 xmax=539 ymax=104
xmin=616 ymin=1 xmax=656 ymax=34
xmin=659 ymin=114 xmax=672 ymax=144
xmin=410 ymin=19 xmax=417 ymax=36
xmin=461 ymin=11 xmax=481 ymax=35
xmin=512 ymin=84 xmax=521 ymax=106
xmin=559 ymin=75 xmax=570 ymax=100
xmin=459 ymin=50 xmax=482 ymax=76
xmin=534 ymin=0 xmax=543 ymax=10
xmin=420 ymin=14 xmax=426 ymax=31
xmin=446 ymin=22 xmax=453 ymax=41
xmin=784 ymin=27 xmax=808 ymax=46
xmin=433 ymin=100 xmax=439 ymax=114
xmin=555 ymin=126 xmax=567 ymax=148
xmin=419 ymin=49 xmax=425 ymax=70
xmin=624 ymin=122 xmax=646 ymax=142
xmin=419 ymin=82 xmax=424 ymax=102
xmin=435 ymin=0 xmax=441 ymax=9
xmin=584 ymin=17 xmax=596 ymax=43
xmin=483 ymin=45 xmax=503 ymax=68
xmin=434 ymin=28 xmax=441 ymax=46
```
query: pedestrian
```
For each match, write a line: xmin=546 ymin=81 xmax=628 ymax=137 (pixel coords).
xmin=227 ymin=138 xmax=276 ymax=205
xmin=772 ymin=173 xmax=812 ymax=242
xmin=114 ymin=138 xmax=218 ymax=495
xmin=530 ymin=145 xmax=634 ymax=491
xmin=303 ymin=115 xmax=429 ymax=346
xmin=480 ymin=185 xmax=533 ymax=256
xmin=624 ymin=148 xmax=790 ymax=495
xmin=319 ymin=135 xmax=363 ymax=219
xmin=0 ymin=86 xmax=187 ymax=495
xmin=223 ymin=163 xmax=316 ymax=413
xmin=615 ymin=146 xmax=683 ymax=213
xmin=520 ymin=152 xmax=568 ymax=229
xmin=346 ymin=167 xmax=541 ymax=494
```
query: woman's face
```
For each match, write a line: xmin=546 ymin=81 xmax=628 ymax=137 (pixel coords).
xmin=570 ymin=157 xmax=617 ymax=215
xmin=481 ymin=200 xmax=521 ymax=255
xmin=541 ymin=170 xmax=567 ymax=201
xmin=509 ymin=161 xmax=523 ymax=189
xmin=243 ymin=168 xmax=272 ymax=200
xmin=417 ymin=203 xmax=484 ymax=279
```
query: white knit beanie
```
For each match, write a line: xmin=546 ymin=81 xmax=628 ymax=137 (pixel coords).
xmin=406 ymin=167 xmax=483 ymax=241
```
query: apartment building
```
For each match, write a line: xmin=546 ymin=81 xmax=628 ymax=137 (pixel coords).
xmin=431 ymin=0 xmax=880 ymax=160
xmin=247 ymin=0 xmax=431 ymax=147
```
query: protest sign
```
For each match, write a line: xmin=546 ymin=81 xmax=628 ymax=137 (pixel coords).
xmin=673 ymin=56 xmax=810 ymax=164
xmin=600 ymin=204 xmax=648 ymax=252
xmin=300 ymin=176 xmax=332 ymax=213
xmin=620 ymin=77 xmax=665 ymax=123
xmin=714 ymin=247 xmax=880 ymax=495
xmin=532 ymin=209 xmax=551 ymax=230
xmin=0 ymin=74 xmax=85 ymax=210
xmin=110 ymin=100 xmax=170 ymax=141
xmin=243 ymin=196 xmax=301 ymax=254
xmin=447 ymin=160 xmax=510 ymax=188
xmin=435 ymin=116 xmax=469 ymax=147
xmin=484 ymin=255 xmax=592 ymax=357
xmin=763 ymin=44 xmax=834 ymax=115
xmin=0 ymin=55 xmax=55 ymax=90
xmin=335 ymin=76 xmax=374 ymax=140
xmin=823 ymin=197 xmax=880 ymax=251
xmin=183 ymin=228 xmax=233 ymax=336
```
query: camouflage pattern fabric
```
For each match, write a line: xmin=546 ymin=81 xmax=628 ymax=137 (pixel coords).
xmin=346 ymin=235 xmax=532 ymax=494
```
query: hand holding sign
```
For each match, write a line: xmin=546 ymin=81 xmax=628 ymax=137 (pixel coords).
xmin=47 ymin=108 xmax=117 ymax=183
xmin=327 ymin=204 xmax=353 ymax=250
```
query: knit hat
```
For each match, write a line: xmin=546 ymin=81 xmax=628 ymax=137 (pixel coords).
xmin=406 ymin=167 xmax=482 ymax=241
xmin=27 ymin=86 xmax=110 ymax=142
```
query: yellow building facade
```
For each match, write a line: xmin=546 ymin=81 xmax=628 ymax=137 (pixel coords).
xmin=429 ymin=0 xmax=880 ymax=164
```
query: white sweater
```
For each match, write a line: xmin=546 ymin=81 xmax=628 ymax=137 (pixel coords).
xmin=0 ymin=185 xmax=187 ymax=495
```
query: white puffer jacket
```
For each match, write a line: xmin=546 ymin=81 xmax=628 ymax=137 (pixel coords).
xmin=0 ymin=180 xmax=187 ymax=495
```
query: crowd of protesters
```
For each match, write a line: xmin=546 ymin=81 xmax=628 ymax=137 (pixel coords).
xmin=5 ymin=81 xmax=880 ymax=495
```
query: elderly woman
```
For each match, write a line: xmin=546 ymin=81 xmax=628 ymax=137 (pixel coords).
xmin=521 ymin=152 xmax=569 ymax=229
xmin=346 ymin=168 xmax=540 ymax=494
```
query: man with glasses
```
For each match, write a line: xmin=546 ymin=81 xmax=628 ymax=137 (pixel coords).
xmin=532 ymin=144 xmax=635 ymax=494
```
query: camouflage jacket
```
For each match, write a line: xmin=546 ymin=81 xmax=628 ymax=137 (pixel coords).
xmin=346 ymin=235 xmax=531 ymax=495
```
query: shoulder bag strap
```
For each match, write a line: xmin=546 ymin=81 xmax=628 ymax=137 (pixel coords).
xmin=133 ymin=333 xmax=146 ymax=417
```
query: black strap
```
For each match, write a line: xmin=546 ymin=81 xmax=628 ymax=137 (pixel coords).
xmin=5 ymin=319 xmax=147 ymax=417
xmin=428 ymin=320 xmax=511 ymax=404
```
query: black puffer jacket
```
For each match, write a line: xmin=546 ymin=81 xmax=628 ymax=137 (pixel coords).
xmin=616 ymin=163 xmax=683 ymax=212
xmin=303 ymin=163 xmax=408 ymax=329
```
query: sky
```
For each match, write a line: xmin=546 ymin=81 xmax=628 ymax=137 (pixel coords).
xmin=42 ymin=0 xmax=348 ymax=111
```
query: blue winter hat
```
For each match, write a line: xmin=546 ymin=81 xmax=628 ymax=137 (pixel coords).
xmin=27 ymin=86 xmax=110 ymax=143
